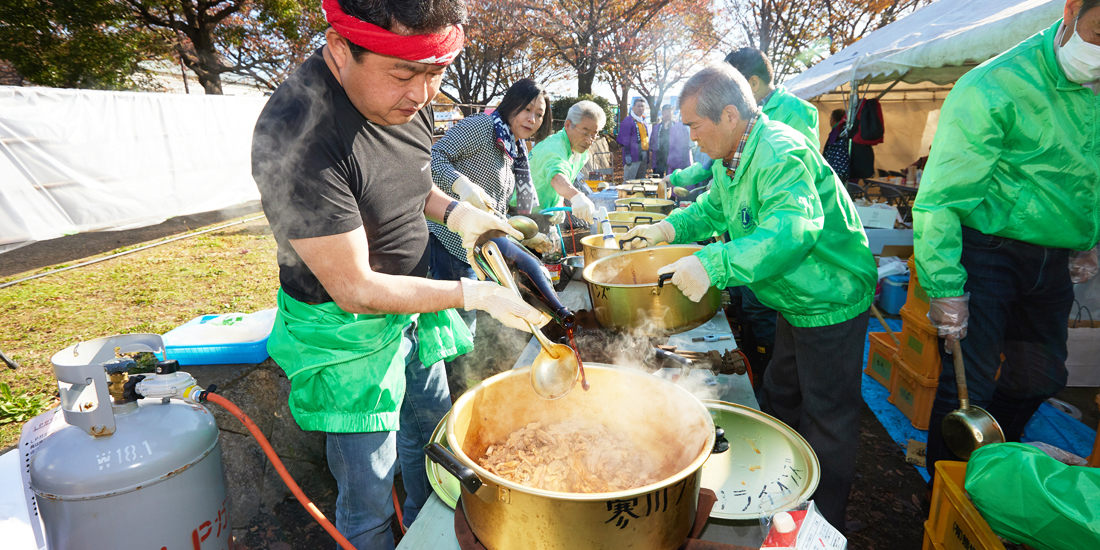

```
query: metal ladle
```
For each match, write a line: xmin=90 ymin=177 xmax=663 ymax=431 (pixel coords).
xmin=480 ymin=241 xmax=579 ymax=400
xmin=942 ymin=339 xmax=1004 ymax=459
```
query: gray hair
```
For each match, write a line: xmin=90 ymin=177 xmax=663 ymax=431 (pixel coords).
xmin=679 ymin=63 xmax=759 ymax=123
xmin=566 ymin=100 xmax=606 ymax=129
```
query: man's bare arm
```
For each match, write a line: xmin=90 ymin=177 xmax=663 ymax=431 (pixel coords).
xmin=290 ymin=227 xmax=462 ymax=315
xmin=424 ymin=186 xmax=455 ymax=224
xmin=549 ymin=174 xmax=581 ymax=201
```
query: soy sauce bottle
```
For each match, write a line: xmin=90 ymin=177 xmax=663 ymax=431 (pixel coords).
xmin=474 ymin=232 xmax=576 ymax=329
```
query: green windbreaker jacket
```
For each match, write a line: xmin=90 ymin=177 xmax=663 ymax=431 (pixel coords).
xmin=666 ymin=114 xmax=877 ymax=328
xmin=914 ymin=19 xmax=1100 ymax=298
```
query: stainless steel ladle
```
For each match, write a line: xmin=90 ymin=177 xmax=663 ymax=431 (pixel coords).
xmin=480 ymin=241 xmax=579 ymax=400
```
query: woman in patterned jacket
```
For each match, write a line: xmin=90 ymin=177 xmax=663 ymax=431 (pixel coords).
xmin=427 ymin=78 xmax=553 ymax=396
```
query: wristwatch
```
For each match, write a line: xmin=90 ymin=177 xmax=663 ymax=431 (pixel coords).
xmin=443 ymin=200 xmax=459 ymax=224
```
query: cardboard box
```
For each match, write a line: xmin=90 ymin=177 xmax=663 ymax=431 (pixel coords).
xmin=856 ymin=204 xmax=898 ymax=229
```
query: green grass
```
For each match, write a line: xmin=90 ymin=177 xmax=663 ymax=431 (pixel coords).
xmin=0 ymin=216 xmax=280 ymax=449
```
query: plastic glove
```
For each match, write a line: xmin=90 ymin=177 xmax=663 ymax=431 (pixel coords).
xmin=928 ymin=294 xmax=970 ymax=353
xmin=620 ymin=220 xmax=676 ymax=250
xmin=462 ymin=278 xmax=551 ymax=331
xmin=446 ymin=202 xmax=523 ymax=250
xmin=452 ymin=175 xmax=494 ymax=213
xmin=656 ymin=255 xmax=712 ymax=303
xmin=547 ymin=210 xmax=566 ymax=225
xmin=569 ymin=193 xmax=596 ymax=224
xmin=521 ymin=233 xmax=554 ymax=255
xmin=1070 ymin=246 xmax=1099 ymax=284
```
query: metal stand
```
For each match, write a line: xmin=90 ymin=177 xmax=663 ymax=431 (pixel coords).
xmin=1 ymin=347 xmax=19 ymax=369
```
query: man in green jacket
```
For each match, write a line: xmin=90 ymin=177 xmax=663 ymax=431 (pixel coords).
xmin=668 ymin=48 xmax=823 ymax=378
xmin=252 ymin=1 xmax=549 ymax=547
xmin=913 ymin=0 xmax=1100 ymax=482
xmin=622 ymin=63 xmax=877 ymax=531
xmin=527 ymin=100 xmax=604 ymax=228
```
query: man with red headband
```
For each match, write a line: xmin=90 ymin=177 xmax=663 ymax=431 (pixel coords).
xmin=252 ymin=1 xmax=548 ymax=548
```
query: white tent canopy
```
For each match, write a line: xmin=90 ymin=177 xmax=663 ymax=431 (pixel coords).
xmin=785 ymin=0 xmax=1065 ymax=100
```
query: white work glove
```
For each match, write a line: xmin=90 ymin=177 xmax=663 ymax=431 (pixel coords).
xmin=657 ymin=255 xmax=712 ymax=303
xmin=462 ymin=278 xmax=551 ymax=331
xmin=451 ymin=175 xmax=494 ymax=213
xmin=1070 ymin=246 xmax=1099 ymax=284
xmin=547 ymin=210 xmax=566 ymax=226
xmin=521 ymin=233 xmax=554 ymax=255
xmin=620 ymin=220 xmax=676 ymax=250
xmin=568 ymin=193 xmax=596 ymax=224
xmin=446 ymin=202 xmax=523 ymax=250
xmin=928 ymin=294 xmax=970 ymax=353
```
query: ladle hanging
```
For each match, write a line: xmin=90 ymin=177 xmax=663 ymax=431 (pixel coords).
xmin=942 ymin=339 xmax=1005 ymax=459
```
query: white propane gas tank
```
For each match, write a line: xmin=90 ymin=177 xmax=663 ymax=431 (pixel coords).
xmin=28 ymin=334 xmax=231 ymax=550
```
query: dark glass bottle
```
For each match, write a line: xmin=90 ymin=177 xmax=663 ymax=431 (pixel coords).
xmin=474 ymin=232 xmax=576 ymax=329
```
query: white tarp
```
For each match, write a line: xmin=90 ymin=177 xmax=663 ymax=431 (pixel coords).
xmin=785 ymin=0 xmax=1064 ymax=100
xmin=0 ymin=87 xmax=267 ymax=254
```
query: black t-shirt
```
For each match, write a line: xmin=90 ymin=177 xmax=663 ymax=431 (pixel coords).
xmin=252 ymin=48 xmax=433 ymax=304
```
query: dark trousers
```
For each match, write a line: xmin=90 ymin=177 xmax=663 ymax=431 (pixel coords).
xmin=757 ymin=309 xmax=870 ymax=532
xmin=427 ymin=234 xmax=477 ymax=398
xmin=729 ymin=286 xmax=778 ymax=385
xmin=925 ymin=227 xmax=1073 ymax=481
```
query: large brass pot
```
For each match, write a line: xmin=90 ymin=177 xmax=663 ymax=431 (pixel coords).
xmin=615 ymin=198 xmax=675 ymax=215
xmin=583 ymin=245 xmax=720 ymax=335
xmin=580 ymin=234 xmax=622 ymax=267
xmin=431 ymin=365 xmax=716 ymax=550
xmin=615 ymin=183 xmax=661 ymax=199
xmin=606 ymin=211 xmax=666 ymax=234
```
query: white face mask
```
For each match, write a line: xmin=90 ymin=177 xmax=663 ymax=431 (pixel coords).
xmin=1057 ymin=16 xmax=1100 ymax=84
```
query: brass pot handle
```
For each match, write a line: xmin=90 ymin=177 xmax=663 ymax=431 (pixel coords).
xmin=657 ymin=273 xmax=674 ymax=288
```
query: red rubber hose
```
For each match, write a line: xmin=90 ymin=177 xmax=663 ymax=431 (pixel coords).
xmin=736 ymin=349 xmax=755 ymax=388
xmin=203 ymin=393 xmax=358 ymax=550
xmin=392 ymin=485 xmax=406 ymax=534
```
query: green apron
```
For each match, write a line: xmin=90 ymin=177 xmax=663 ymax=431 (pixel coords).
xmin=267 ymin=288 xmax=473 ymax=433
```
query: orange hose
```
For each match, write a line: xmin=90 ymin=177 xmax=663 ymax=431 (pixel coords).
xmin=203 ymin=393 xmax=358 ymax=550
xmin=736 ymin=349 xmax=755 ymax=388
xmin=391 ymin=485 xmax=406 ymax=534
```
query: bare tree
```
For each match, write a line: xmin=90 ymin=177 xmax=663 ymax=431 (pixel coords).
xmin=443 ymin=0 xmax=565 ymax=114
xmin=715 ymin=0 xmax=934 ymax=82
xmin=123 ymin=0 xmax=324 ymax=94
xmin=525 ymin=0 xmax=671 ymax=95
xmin=631 ymin=1 xmax=720 ymax=122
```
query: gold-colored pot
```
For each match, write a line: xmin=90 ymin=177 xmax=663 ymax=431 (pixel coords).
xmin=615 ymin=183 xmax=659 ymax=199
xmin=606 ymin=211 xmax=666 ymax=233
xmin=615 ymin=198 xmax=675 ymax=215
xmin=583 ymin=245 xmax=721 ymax=335
xmin=580 ymin=234 xmax=622 ymax=267
xmin=441 ymin=365 xmax=716 ymax=550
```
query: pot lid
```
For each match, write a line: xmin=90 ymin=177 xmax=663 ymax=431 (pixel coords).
xmin=700 ymin=400 xmax=820 ymax=519
xmin=426 ymin=411 xmax=461 ymax=508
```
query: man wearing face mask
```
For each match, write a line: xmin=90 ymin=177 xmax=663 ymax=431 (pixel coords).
xmin=251 ymin=1 xmax=549 ymax=547
xmin=913 ymin=0 xmax=1100 ymax=485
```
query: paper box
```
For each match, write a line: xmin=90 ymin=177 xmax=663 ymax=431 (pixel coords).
xmin=856 ymin=204 xmax=898 ymax=229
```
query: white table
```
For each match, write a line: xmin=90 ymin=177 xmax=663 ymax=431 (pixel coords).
xmin=398 ymin=279 xmax=763 ymax=549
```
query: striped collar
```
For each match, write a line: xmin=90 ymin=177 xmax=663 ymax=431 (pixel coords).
xmin=723 ymin=115 xmax=758 ymax=180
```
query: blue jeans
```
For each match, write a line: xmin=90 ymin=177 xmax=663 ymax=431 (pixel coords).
xmin=325 ymin=323 xmax=451 ymax=550
xmin=427 ymin=233 xmax=477 ymax=396
xmin=925 ymin=226 xmax=1074 ymax=480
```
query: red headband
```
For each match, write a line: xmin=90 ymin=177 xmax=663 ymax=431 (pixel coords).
xmin=323 ymin=0 xmax=464 ymax=65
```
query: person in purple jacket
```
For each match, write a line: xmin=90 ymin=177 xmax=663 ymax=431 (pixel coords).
xmin=616 ymin=97 xmax=650 ymax=180
xmin=666 ymin=109 xmax=693 ymax=173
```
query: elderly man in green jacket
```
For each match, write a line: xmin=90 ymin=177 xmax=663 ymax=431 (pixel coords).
xmin=914 ymin=0 xmax=1100 ymax=483
xmin=622 ymin=63 xmax=877 ymax=531
xmin=668 ymin=48 xmax=821 ymax=379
